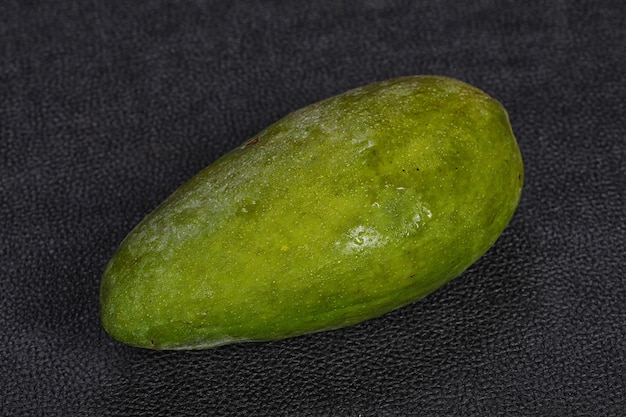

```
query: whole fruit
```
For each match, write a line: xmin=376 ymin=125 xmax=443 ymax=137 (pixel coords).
xmin=100 ymin=76 xmax=523 ymax=350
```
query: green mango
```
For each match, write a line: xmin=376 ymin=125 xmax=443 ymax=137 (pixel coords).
xmin=100 ymin=75 xmax=523 ymax=350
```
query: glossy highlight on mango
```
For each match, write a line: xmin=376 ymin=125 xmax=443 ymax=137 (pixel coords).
xmin=100 ymin=76 xmax=524 ymax=350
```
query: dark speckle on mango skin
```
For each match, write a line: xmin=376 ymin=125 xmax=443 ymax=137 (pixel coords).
xmin=100 ymin=75 xmax=524 ymax=350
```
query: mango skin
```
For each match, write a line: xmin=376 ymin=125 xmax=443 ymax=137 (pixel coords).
xmin=100 ymin=76 xmax=523 ymax=350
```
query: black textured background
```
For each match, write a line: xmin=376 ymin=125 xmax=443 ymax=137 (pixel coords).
xmin=1 ymin=1 xmax=625 ymax=416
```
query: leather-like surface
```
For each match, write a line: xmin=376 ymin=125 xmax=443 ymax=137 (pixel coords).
xmin=1 ymin=1 xmax=624 ymax=415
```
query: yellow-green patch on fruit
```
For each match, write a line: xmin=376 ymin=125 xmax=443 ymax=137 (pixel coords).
xmin=100 ymin=75 xmax=523 ymax=350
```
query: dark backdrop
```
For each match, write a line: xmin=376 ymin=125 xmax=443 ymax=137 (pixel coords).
xmin=2 ymin=1 xmax=625 ymax=416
